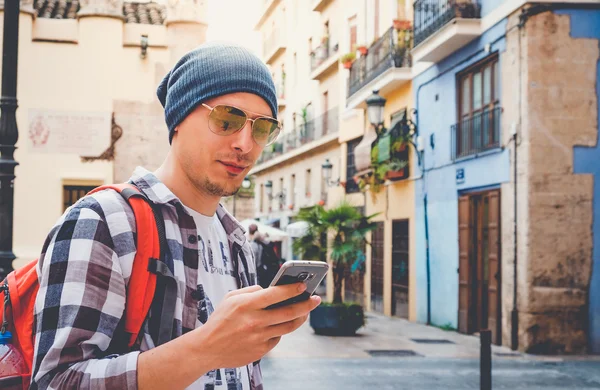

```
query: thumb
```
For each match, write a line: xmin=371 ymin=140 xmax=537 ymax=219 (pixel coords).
xmin=225 ymin=285 xmax=262 ymax=299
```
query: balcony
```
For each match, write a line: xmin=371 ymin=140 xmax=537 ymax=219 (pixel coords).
xmin=311 ymin=38 xmax=340 ymax=81
xmin=412 ymin=0 xmax=482 ymax=63
xmin=255 ymin=0 xmax=282 ymax=30
xmin=346 ymin=27 xmax=412 ymax=109
xmin=263 ymin=26 xmax=286 ymax=64
xmin=254 ymin=108 xmax=340 ymax=171
xmin=451 ymin=105 xmax=501 ymax=161
xmin=312 ymin=0 xmax=334 ymax=12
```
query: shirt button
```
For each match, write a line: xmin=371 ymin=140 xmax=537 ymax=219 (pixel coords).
xmin=188 ymin=235 xmax=197 ymax=244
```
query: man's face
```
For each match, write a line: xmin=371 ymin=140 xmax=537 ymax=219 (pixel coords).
xmin=172 ymin=92 xmax=273 ymax=197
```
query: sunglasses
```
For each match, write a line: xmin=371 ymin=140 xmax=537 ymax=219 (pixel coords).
xmin=201 ymin=103 xmax=282 ymax=147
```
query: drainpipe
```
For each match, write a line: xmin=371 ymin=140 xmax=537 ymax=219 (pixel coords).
xmin=424 ymin=193 xmax=431 ymax=325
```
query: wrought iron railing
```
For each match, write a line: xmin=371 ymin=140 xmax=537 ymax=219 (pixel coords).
xmin=413 ymin=0 xmax=481 ymax=47
xmin=451 ymin=105 xmax=502 ymax=160
xmin=257 ymin=107 xmax=339 ymax=165
xmin=311 ymin=38 xmax=339 ymax=72
xmin=347 ymin=27 xmax=412 ymax=99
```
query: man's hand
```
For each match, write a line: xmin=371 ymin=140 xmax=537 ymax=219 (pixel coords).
xmin=198 ymin=283 xmax=321 ymax=370
xmin=138 ymin=283 xmax=320 ymax=390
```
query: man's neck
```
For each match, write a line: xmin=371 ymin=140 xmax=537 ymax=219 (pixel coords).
xmin=154 ymin=152 xmax=221 ymax=217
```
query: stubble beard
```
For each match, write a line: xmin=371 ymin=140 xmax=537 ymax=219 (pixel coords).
xmin=201 ymin=176 xmax=240 ymax=198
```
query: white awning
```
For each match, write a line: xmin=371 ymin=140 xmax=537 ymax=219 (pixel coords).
xmin=286 ymin=220 xmax=310 ymax=238
xmin=239 ymin=219 xmax=289 ymax=241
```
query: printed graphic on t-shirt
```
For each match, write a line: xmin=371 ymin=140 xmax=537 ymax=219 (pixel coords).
xmin=195 ymin=285 xmax=214 ymax=324
xmin=183 ymin=205 xmax=249 ymax=390
xmin=199 ymin=236 xmax=235 ymax=276
xmin=198 ymin=236 xmax=209 ymax=272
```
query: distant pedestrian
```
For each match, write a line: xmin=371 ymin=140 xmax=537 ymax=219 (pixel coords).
xmin=248 ymin=224 xmax=281 ymax=288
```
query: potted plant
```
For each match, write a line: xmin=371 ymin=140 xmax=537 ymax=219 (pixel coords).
xmin=356 ymin=44 xmax=368 ymax=56
xmin=340 ymin=52 xmax=356 ymax=69
xmin=393 ymin=18 xmax=412 ymax=31
xmin=293 ymin=203 xmax=379 ymax=336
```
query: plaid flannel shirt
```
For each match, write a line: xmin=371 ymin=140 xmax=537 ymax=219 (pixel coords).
xmin=31 ymin=167 xmax=263 ymax=390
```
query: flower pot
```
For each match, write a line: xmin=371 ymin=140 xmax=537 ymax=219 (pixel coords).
xmin=393 ymin=19 xmax=412 ymax=31
xmin=343 ymin=61 xmax=353 ymax=69
xmin=385 ymin=167 xmax=407 ymax=181
xmin=357 ymin=46 xmax=368 ymax=55
xmin=309 ymin=304 xmax=365 ymax=336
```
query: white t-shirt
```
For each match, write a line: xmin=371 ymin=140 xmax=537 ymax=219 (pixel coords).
xmin=183 ymin=205 xmax=251 ymax=390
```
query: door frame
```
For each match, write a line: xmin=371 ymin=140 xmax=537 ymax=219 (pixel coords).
xmin=457 ymin=187 xmax=502 ymax=345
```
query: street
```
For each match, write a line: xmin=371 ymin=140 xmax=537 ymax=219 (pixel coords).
xmin=262 ymin=358 xmax=600 ymax=389
xmin=262 ymin=313 xmax=600 ymax=389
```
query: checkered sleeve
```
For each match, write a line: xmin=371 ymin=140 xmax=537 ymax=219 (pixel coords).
xmin=30 ymin=193 xmax=139 ymax=390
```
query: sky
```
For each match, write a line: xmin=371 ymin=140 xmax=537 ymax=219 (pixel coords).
xmin=206 ymin=0 xmax=262 ymax=56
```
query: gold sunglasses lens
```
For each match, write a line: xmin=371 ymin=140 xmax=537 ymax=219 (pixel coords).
xmin=253 ymin=118 xmax=281 ymax=146
xmin=208 ymin=105 xmax=247 ymax=135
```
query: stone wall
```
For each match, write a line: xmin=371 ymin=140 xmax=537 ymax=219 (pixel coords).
xmin=113 ymin=98 xmax=170 ymax=182
xmin=502 ymin=8 xmax=598 ymax=354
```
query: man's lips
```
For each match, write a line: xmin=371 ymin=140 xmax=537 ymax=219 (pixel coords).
xmin=218 ymin=161 xmax=249 ymax=174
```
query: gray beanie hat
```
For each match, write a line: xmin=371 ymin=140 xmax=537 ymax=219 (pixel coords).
xmin=157 ymin=42 xmax=278 ymax=144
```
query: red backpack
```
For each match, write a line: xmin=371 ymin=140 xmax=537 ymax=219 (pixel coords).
xmin=0 ymin=183 xmax=167 ymax=390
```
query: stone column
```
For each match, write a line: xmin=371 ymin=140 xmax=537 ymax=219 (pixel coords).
xmin=165 ymin=0 xmax=208 ymax=66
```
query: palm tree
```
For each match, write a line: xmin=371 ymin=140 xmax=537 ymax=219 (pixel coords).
xmin=293 ymin=202 xmax=379 ymax=304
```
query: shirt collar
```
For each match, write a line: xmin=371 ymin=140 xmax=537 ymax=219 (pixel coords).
xmin=129 ymin=166 xmax=247 ymax=245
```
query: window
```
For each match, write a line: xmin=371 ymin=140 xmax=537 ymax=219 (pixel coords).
xmin=291 ymin=174 xmax=296 ymax=209
xmin=260 ymin=183 xmax=264 ymax=213
xmin=454 ymin=55 xmax=501 ymax=159
xmin=348 ymin=15 xmax=357 ymax=51
xmin=346 ymin=137 xmax=362 ymax=194
xmin=279 ymin=177 xmax=285 ymax=210
xmin=293 ymin=52 xmax=298 ymax=86
xmin=374 ymin=0 xmax=380 ymax=39
xmin=63 ymin=185 xmax=97 ymax=211
xmin=305 ymin=169 xmax=311 ymax=198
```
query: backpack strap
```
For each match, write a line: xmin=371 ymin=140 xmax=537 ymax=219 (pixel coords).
xmin=88 ymin=183 xmax=174 ymax=348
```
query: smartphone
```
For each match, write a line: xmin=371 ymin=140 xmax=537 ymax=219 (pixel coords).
xmin=266 ymin=260 xmax=329 ymax=309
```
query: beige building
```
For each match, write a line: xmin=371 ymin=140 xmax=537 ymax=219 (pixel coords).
xmin=251 ymin=0 xmax=420 ymax=321
xmin=1 ymin=0 xmax=207 ymax=268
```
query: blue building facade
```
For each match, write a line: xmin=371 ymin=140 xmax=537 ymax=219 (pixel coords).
xmin=413 ymin=18 xmax=510 ymax=329
xmin=567 ymin=8 xmax=600 ymax=354
xmin=412 ymin=2 xmax=600 ymax=352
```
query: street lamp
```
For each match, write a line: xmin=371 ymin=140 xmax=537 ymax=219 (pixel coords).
xmin=321 ymin=158 xmax=339 ymax=187
xmin=0 ymin=0 xmax=21 ymax=279
xmin=265 ymin=180 xmax=273 ymax=198
xmin=265 ymin=179 xmax=285 ymax=208
xmin=366 ymin=90 xmax=386 ymax=133
xmin=242 ymin=177 xmax=251 ymax=189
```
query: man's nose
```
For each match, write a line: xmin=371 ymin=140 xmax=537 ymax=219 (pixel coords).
xmin=231 ymin=120 xmax=255 ymax=153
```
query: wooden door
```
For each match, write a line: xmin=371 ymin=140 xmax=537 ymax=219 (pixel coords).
xmin=486 ymin=190 xmax=501 ymax=345
xmin=371 ymin=222 xmax=385 ymax=313
xmin=458 ymin=195 xmax=471 ymax=334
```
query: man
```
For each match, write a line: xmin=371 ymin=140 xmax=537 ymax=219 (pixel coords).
xmin=247 ymin=224 xmax=280 ymax=289
xmin=31 ymin=43 xmax=321 ymax=390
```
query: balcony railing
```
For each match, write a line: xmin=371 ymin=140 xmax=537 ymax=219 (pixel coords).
xmin=347 ymin=27 xmax=412 ymax=98
xmin=413 ymin=0 xmax=481 ymax=47
xmin=257 ymin=107 xmax=339 ymax=165
xmin=451 ymin=105 xmax=501 ymax=160
xmin=311 ymin=38 xmax=339 ymax=72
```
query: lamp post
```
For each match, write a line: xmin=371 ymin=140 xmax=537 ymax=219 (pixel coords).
xmin=321 ymin=158 xmax=340 ymax=204
xmin=0 ymin=0 xmax=21 ymax=280
xmin=366 ymin=90 xmax=386 ymax=133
